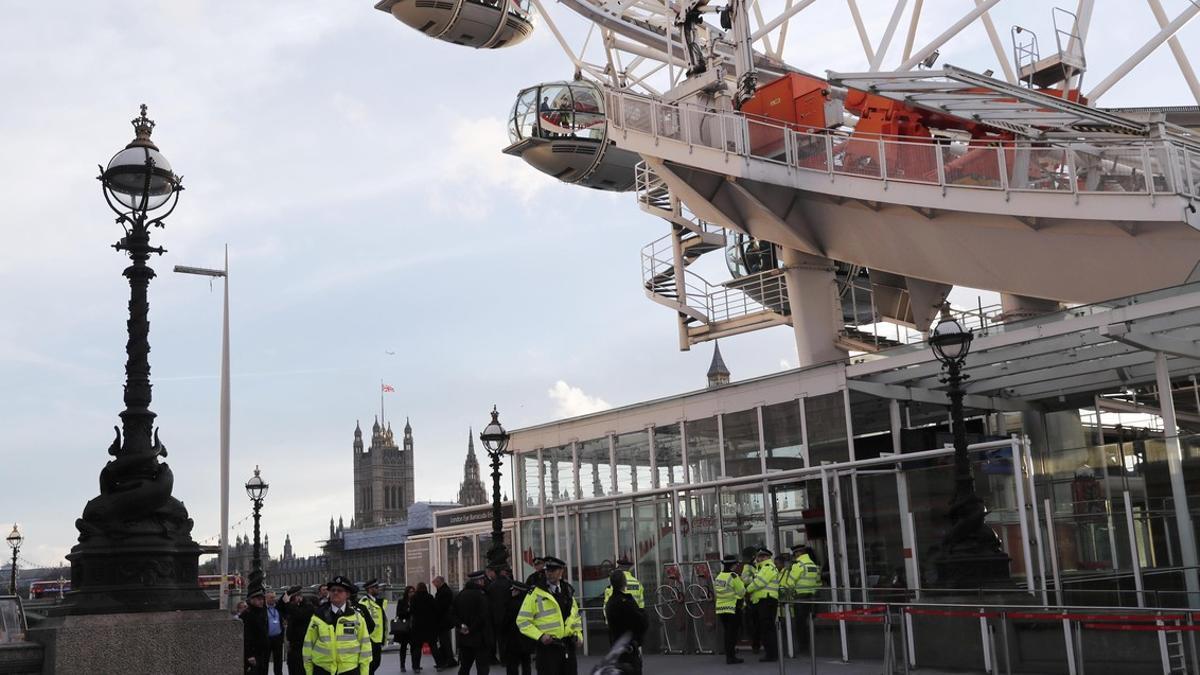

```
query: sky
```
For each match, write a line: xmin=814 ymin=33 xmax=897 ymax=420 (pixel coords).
xmin=1 ymin=0 xmax=1197 ymax=568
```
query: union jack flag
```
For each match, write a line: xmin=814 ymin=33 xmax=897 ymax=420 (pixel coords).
xmin=381 ymin=384 xmax=395 ymax=393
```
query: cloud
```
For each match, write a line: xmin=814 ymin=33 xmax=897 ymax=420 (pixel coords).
xmin=547 ymin=380 xmax=612 ymax=418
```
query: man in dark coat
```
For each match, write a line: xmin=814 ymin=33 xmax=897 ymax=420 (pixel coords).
xmin=524 ymin=557 xmax=546 ymax=588
xmin=501 ymin=582 xmax=532 ymax=675
xmin=453 ymin=570 xmax=494 ymax=675
xmin=603 ymin=571 xmax=647 ymax=675
xmin=433 ymin=575 xmax=458 ymax=669
xmin=241 ymin=586 xmax=270 ymax=675
xmin=485 ymin=566 xmax=512 ymax=664
xmin=281 ymin=586 xmax=314 ymax=675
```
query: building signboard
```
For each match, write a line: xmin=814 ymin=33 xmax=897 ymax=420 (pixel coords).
xmin=434 ymin=503 xmax=515 ymax=529
xmin=405 ymin=539 xmax=431 ymax=588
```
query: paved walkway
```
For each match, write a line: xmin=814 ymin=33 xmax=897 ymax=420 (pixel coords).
xmin=365 ymin=653 xmax=987 ymax=674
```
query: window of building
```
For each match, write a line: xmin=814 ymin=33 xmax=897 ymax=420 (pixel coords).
xmin=519 ymin=451 xmax=543 ymax=515
xmin=686 ymin=417 xmax=721 ymax=483
xmin=720 ymin=483 xmax=768 ymax=559
xmin=518 ymin=519 xmax=542 ymax=580
xmin=764 ymin=400 xmax=805 ymax=470
xmin=654 ymin=424 xmax=684 ymax=488
xmin=614 ymin=430 xmax=651 ymax=494
xmin=543 ymin=445 xmax=575 ymax=505
xmin=724 ymin=408 xmax=762 ymax=478
xmin=578 ymin=438 xmax=612 ymax=499
xmin=679 ymin=488 xmax=720 ymax=562
xmin=806 ymin=392 xmax=850 ymax=466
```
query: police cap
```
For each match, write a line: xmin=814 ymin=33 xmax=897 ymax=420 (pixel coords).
xmin=327 ymin=575 xmax=357 ymax=593
xmin=544 ymin=556 xmax=567 ymax=570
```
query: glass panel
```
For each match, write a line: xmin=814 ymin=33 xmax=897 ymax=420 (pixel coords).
xmin=569 ymin=83 xmax=606 ymax=141
xmin=849 ymin=390 xmax=893 ymax=461
xmin=655 ymin=101 xmax=684 ymax=142
xmin=614 ymin=430 xmax=650 ymax=494
xmin=764 ymin=400 xmax=805 ymax=471
xmin=543 ymin=444 xmax=574 ymax=505
xmin=579 ymin=508 xmax=616 ymax=650
xmin=518 ymin=514 xmax=542 ymax=578
xmin=806 ymin=392 xmax=850 ymax=466
xmin=720 ymin=483 xmax=768 ymax=562
xmin=578 ymin=438 xmax=612 ymax=499
xmin=511 ymin=87 xmax=538 ymax=143
xmin=679 ymin=488 xmax=721 ymax=564
xmin=794 ymin=131 xmax=829 ymax=172
xmin=1010 ymin=146 xmax=1070 ymax=191
xmin=686 ymin=417 xmax=722 ymax=483
xmin=519 ymin=451 xmax=542 ymax=515
xmin=537 ymin=84 xmax=575 ymax=138
xmin=747 ymin=115 xmax=787 ymax=161
xmin=845 ymin=472 xmax=904 ymax=597
xmin=723 ymin=409 xmax=762 ymax=478
xmin=1073 ymin=146 xmax=1149 ymax=193
xmin=771 ymin=480 xmax=823 ymax=562
xmin=942 ymin=143 xmax=1003 ymax=189
xmin=654 ymin=423 xmax=684 ymax=487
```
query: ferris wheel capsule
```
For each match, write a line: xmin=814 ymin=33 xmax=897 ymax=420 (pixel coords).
xmin=503 ymin=80 xmax=640 ymax=192
xmin=374 ymin=0 xmax=534 ymax=49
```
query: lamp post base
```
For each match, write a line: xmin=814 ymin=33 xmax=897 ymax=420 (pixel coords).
xmin=933 ymin=550 xmax=1012 ymax=588
xmin=65 ymin=542 xmax=213 ymax=615
xmin=486 ymin=542 xmax=510 ymax=571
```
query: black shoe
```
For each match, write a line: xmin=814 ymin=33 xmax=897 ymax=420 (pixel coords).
xmin=726 ymin=657 xmax=744 ymax=664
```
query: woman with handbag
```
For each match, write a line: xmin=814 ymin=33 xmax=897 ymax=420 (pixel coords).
xmin=393 ymin=586 xmax=416 ymax=672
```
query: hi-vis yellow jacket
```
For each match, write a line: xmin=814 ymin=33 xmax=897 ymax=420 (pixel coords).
xmin=516 ymin=585 xmax=583 ymax=643
xmin=303 ymin=604 xmax=373 ymax=675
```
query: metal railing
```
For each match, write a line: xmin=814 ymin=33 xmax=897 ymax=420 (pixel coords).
xmin=607 ymin=90 xmax=1200 ymax=202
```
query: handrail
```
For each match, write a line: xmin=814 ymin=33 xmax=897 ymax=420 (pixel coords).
xmin=607 ymin=89 xmax=1200 ymax=201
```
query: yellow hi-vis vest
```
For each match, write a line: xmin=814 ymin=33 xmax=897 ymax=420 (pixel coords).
xmin=785 ymin=554 xmax=821 ymax=596
xmin=359 ymin=595 xmax=386 ymax=644
xmin=746 ymin=560 xmax=780 ymax=603
xmin=303 ymin=606 xmax=373 ymax=675
xmin=516 ymin=586 xmax=583 ymax=643
xmin=602 ymin=570 xmax=645 ymax=614
xmin=713 ymin=571 xmax=746 ymax=615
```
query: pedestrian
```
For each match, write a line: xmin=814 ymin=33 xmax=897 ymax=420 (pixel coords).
xmin=433 ymin=576 xmax=458 ymax=669
xmin=301 ymin=575 xmax=373 ymax=675
xmin=515 ymin=556 xmax=581 ymax=675
xmin=264 ymin=591 xmax=285 ymax=675
xmin=233 ymin=600 xmax=248 ymax=620
xmin=745 ymin=547 xmax=781 ymax=663
xmin=714 ymin=554 xmax=746 ymax=664
xmin=485 ymin=566 xmax=511 ymax=664
xmin=781 ymin=544 xmax=821 ymax=654
xmin=524 ymin=557 xmax=545 ymax=588
xmin=318 ymin=584 xmax=330 ymax=605
xmin=410 ymin=582 xmax=440 ymax=673
xmin=358 ymin=579 xmax=388 ymax=674
xmin=453 ymin=570 xmax=494 ymax=675
xmin=501 ymin=582 xmax=532 ymax=675
xmin=603 ymin=570 xmax=647 ymax=675
xmin=282 ymin=586 xmax=314 ymax=675
xmin=392 ymin=586 xmax=415 ymax=672
xmin=241 ymin=586 xmax=270 ymax=675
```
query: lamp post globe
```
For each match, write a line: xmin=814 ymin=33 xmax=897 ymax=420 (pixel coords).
xmin=245 ymin=466 xmax=268 ymax=591
xmin=930 ymin=317 xmax=972 ymax=365
xmin=6 ymin=524 xmax=21 ymax=596
xmin=479 ymin=406 xmax=512 ymax=570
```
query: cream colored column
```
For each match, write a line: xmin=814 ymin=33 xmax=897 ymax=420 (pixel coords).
xmin=780 ymin=248 xmax=847 ymax=366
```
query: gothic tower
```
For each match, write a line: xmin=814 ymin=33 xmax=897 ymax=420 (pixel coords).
xmin=707 ymin=341 xmax=731 ymax=388
xmin=352 ymin=413 xmax=416 ymax=527
xmin=457 ymin=428 xmax=488 ymax=506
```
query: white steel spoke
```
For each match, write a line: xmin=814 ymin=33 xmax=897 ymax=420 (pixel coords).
xmin=751 ymin=1 xmax=775 ymax=58
xmin=1088 ymin=1 xmax=1200 ymax=101
xmin=899 ymin=0 xmax=1003 ymax=71
xmin=975 ymin=0 xmax=1017 ymax=83
xmin=1147 ymin=0 xmax=1200 ymax=105
xmin=869 ymin=0 xmax=909 ymax=70
xmin=846 ymin=0 xmax=877 ymax=64
xmin=902 ymin=0 xmax=924 ymax=62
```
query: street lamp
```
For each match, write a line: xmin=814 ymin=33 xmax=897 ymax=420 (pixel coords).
xmin=245 ymin=466 xmax=269 ymax=591
xmin=174 ymin=251 xmax=231 ymax=610
xmin=929 ymin=316 xmax=1009 ymax=583
xmin=479 ymin=406 xmax=512 ymax=570
xmin=6 ymin=524 xmax=22 ymax=596
xmin=67 ymin=105 xmax=212 ymax=613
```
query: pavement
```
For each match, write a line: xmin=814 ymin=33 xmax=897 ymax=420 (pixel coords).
xmin=363 ymin=653 xmax=988 ymax=674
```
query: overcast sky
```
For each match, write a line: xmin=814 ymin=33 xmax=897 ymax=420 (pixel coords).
xmin=1 ymin=1 xmax=1196 ymax=568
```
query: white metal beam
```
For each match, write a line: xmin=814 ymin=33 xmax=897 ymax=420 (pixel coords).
xmin=975 ymin=0 xmax=1017 ymax=84
xmin=848 ymin=379 xmax=1034 ymax=412
xmin=1146 ymin=0 xmax=1200 ymax=106
xmin=751 ymin=0 xmax=819 ymax=42
xmin=902 ymin=0 xmax=924 ymax=62
xmin=870 ymin=0 xmax=910 ymax=70
xmin=1088 ymin=1 xmax=1200 ymax=102
xmin=1101 ymin=323 xmax=1200 ymax=360
xmin=900 ymin=0 xmax=1004 ymax=71
xmin=846 ymin=0 xmax=877 ymax=65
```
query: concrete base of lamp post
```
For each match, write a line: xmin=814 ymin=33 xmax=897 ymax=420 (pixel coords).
xmin=28 ymin=608 xmax=240 ymax=674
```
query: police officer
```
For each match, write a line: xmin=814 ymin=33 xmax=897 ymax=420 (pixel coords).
xmin=739 ymin=546 xmax=759 ymax=654
xmin=515 ymin=556 xmax=582 ymax=675
xmin=303 ymin=576 xmax=373 ymax=675
xmin=358 ymin=579 xmax=387 ymax=674
xmin=525 ymin=557 xmax=546 ymax=587
xmin=714 ymin=554 xmax=746 ymax=665
xmin=602 ymin=555 xmax=644 ymax=617
xmin=782 ymin=545 xmax=821 ymax=653
xmin=745 ymin=547 xmax=781 ymax=663
xmin=454 ymin=570 xmax=494 ymax=675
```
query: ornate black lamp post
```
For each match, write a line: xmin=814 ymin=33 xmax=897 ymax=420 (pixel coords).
xmin=245 ymin=466 xmax=269 ymax=591
xmin=67 ymin=106 xmax=212 ymax=613
xmin=930 ymin=317 xmax=1009 ymax=584
xmin=6 ymin=525 xmax=22 ymax=595
xmin=479 ymin=406 xmax=512 ymax=570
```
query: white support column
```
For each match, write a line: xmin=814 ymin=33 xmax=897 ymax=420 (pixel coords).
xmin=891 ymin=400 xmax=921 ymax=593
xmin=1155 ymin=351 xmax=1200 ymax=607
xmin=780 ymin=248 xmax=846 ymax=367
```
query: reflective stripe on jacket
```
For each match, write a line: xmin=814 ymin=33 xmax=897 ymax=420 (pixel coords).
xmin=359 ymin=596 xmax=386 ymax=643
xmin=302 ymin=607 xmax=373 ymax=675
xmin=713 ymin=571 xmax=746 ymax=615
xmin=745 ymin=561 xmax=780 ymax=603
xmin=516 ymin=586 xmax=582 ymax=642
xmin=785 ymin=554 xmax=821 ymax=596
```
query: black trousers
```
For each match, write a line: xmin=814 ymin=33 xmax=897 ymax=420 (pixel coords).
xmin=438 ymin=629 xmax=456 ymax=665
xmin=533 ymin=641 xmax=577 ymax=675
xmin=368 ymin=641 xmax=382 ymax=674
xmin=719 ymin=612 xmax=741 ymax=661
xmin=395 ymin=635 xmax=412 ymax=669
xmin=755 ymin=598 xmax=779 ymax=661
xmin=412 ymin=637 xmax=437 ymax=670
xmin=792 ymin=600 xmax=814 ymax=653
xmin=267 ymin=635 xmax=284 ymax=675
xmin=504 ymin=652 xmax=531 ymax=675
xmin=457 ymin=644 xmax=491 ymax=675
xmin=744 ymin=601 xmax=760 ymax=651
xmin=286 ymin=641 xmax=304 ymax=674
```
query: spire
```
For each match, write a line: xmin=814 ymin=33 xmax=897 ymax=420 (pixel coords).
xmin=404 ymin=417 xmax=412 ymax=434
xmin=467 ymin=427 xmax=476 ymax=457
xmin=373 ymin=416 xmax=381 ymax=433
xmin=707 ymin=341 xmax=731 ymax=388
xmin=354 ymin=420 xmax=362 ymax=437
